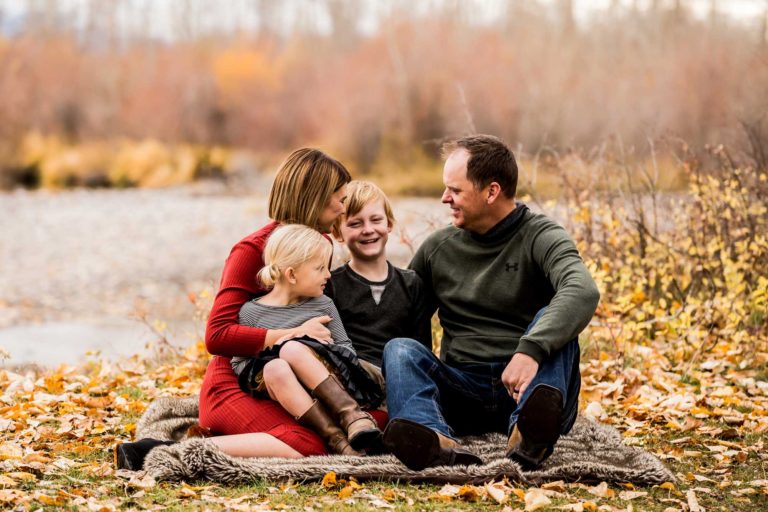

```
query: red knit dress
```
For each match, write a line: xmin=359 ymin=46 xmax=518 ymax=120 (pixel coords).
xmin=199 ymin=221 xmax=387 ymax=456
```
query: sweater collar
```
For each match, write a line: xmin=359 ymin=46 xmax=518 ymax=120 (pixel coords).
xmin=468 ymin=203 xmax=529 ymax=244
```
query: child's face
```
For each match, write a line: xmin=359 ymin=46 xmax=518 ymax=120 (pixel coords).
xmin=291 ymin=252 xmax=331 ymax=298
xmin=340 ymin=200 xmax=391 ymax=263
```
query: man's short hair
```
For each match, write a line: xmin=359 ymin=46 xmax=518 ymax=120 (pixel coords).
xmin=441 ymin=135 xmax=518 ymax=199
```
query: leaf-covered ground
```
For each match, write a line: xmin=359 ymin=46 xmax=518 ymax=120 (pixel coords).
xmin=0 ymin=335 xmax=766 ymax=511
xmin=2 ymin=151 xmax=767 ymax=510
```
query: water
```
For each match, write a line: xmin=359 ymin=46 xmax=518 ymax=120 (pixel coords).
xmin=0 ymin=318 xmax=198 ymax=367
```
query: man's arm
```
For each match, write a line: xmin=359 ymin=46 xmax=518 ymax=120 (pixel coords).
xmin=503 ymin=222 xmax=600 ymax=398
xmin=515 ymin=223 xmax=600 ymax=362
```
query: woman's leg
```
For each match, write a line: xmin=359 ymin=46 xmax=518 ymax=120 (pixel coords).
xmin=278 ymin=341 xmax=330 ymax=389
xmin=262 ymin=359 xmax=314 ymax=417
xmin=199 ymin=356 xmax=327 ymax=456
xmin=209 ymin=432 xmax=302 ymax=458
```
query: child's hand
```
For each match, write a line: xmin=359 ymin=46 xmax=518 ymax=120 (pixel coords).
xmin=297 ymin=315 xmax=332 ymax=343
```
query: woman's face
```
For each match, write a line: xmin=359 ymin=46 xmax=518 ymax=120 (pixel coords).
xmin=317 ymin=184 xmax=348 ymax=232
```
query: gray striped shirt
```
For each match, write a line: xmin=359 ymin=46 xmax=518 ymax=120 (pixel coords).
xmin=231 ymin=295 xmax=355 ymax=376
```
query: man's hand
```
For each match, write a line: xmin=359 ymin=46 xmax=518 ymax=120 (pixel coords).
xmin=501 ymin=353 xmax=539 ymax=401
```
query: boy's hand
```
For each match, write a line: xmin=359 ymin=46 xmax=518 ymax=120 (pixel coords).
xmin=297 ymin=315 xmax=332 ymax=343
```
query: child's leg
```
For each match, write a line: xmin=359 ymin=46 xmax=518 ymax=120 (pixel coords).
xmin=278 ymin=342 xmax=381 ymax=451
xmin=278 ymin=341 xmax=331 ymax=389
xmin=262 ymin=359 xmax=314 ymax=418
xmin=263 ymin=358 xmax=359 ymax=456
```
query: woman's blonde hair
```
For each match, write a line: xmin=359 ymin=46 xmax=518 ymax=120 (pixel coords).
xmin=257 ymin=224 xmax=332 ymax=288
xmin=332 ymin=180 xmax=395 ymax=240
xmin=268 ymin=148 xmax=352 ymax=229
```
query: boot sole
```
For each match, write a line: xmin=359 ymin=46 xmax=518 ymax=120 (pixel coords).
xmin=348 ymin=428 xmax=382 ymax=452
xmin=517 ymin=384 xmax=563 ymax=446
xmin=383 ymin=419 xmax=483 ymax=471
xmin=114 ymin=444 xmax=136 ymax=470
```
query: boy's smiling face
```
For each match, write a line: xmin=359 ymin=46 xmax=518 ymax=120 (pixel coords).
xmin=340 ymin=199 xmax=391 ymax=263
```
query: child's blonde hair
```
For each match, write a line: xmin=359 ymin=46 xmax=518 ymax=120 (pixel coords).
xmin=258 ymin=225 xmax=332 ymax=288
xmin=332 ymin=181 xmax=395 ymax=240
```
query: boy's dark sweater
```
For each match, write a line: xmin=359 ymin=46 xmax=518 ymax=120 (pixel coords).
xmin=325 ymin=262 xmax=431 ymax=366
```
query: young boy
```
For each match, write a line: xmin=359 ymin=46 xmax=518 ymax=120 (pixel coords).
xmin=325 ymin=181 xmax=432 ymax=379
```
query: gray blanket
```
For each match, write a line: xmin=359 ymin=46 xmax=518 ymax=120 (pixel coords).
xmin=138 ymin=397 xmax=674 ymax=485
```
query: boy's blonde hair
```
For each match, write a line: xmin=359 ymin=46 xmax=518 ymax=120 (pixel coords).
xmin=268 ymin=148 xmax=352 ymax=230
xmin=332 ymin=180 xmax=395 ymax=240
xmin=258 ymin=225 xmax=332 ymax=288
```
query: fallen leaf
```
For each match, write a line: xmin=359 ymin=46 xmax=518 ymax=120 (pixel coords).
xmin=321 ymin=471 xmax=337 ymax=488
xmin=686 ymin=489 xmax=701 ymax=512
xmin=619 ymin=490 xmax=648 ymax=500
xmin=542 ymin=480 xmax=566 ymax=492
xmin=337 ymin=485 xmax=355 ymax=499
xmin=659 ymin=482 xmax=677 ymax=491
xmin=587 ymin=481 xmax=615 ymax=498
xmin=485 ymin=482 xmax=509 ymax=504
xmin=524 ymin=489 xmax=551 ymax=511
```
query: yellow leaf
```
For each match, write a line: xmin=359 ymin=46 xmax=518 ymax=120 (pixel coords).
xmin=457 ymin=485 xmax=480 ymax=501
xmin=0 ymin=443 xmax=22 ymax=461
xmin=582 ymin=502 xmax=598 ymax=511
xmin=6 ymin=472 xmax=36 ymax=483
xmin=337 ymin=485 xmax=354 ymax=499
xmin=36 ymin=494 xmax=65 ymax=506
xmin=659 ymin=482 xmax=677 ymax=491
xmin=321 ymin=471 xmax=337 ymax=488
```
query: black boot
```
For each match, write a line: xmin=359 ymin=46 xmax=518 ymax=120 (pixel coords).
xmin=114 ymin=438 xmax=175 ymax=470
xmin=506 ymin=384 xmax=563 ymax=469
xmin=382 ymin=418 xmax=483 ymax=471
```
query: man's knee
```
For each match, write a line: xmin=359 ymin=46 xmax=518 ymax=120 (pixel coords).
xmin=383 ymin=337 xmax=433 ymax=370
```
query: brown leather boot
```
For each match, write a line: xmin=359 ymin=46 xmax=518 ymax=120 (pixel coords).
xmin=382 ymin=418 xmax=483 ymax=471
xmin=312 ymin=375 xmax=381 ymax=451
xmin=297 ymin=400 xmax=360 ymax=456
xmin=506 ymin=384 xmax=563 ymax=469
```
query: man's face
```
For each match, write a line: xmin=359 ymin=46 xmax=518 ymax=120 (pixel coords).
xmin=441 ymin=149 xmax=488 ymax=232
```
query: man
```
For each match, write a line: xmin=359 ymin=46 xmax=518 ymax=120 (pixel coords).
xmin=381 ymin=135 xmax=600 ymax=470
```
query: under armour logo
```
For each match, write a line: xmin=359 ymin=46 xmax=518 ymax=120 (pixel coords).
xmin=505 ymin=262 xmax=519 ymax=272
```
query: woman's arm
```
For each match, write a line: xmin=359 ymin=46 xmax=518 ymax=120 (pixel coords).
xmin=205 ymin=240 xmax=271 ymax=357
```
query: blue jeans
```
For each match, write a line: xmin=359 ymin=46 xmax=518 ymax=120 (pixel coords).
xmin=382 ymin=311 xmax=581 ymax=439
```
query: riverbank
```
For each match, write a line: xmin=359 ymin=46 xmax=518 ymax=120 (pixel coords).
xmin=0 ymin=184 xmax=449 ymax=366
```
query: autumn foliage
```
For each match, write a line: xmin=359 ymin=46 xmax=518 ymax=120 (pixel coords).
xmin=1 ymin=1 xmax=768 ymax=188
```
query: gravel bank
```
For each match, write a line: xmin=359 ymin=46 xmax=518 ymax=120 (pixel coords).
xmin=0 ymin=185 xmax=449 ymax=331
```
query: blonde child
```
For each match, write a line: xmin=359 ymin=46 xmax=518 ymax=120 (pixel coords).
xmin=231 ymin=224 xmax=382 ymax=455
xmin=326 ymin=181 xmax=432 ymax=382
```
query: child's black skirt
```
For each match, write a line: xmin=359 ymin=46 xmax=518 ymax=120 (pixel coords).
xmin=236 ymin=336 xmax=384 ymax=409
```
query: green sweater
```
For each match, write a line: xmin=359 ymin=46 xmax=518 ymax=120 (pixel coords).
xmin=409 ymin=206 xmax=600 ymax=365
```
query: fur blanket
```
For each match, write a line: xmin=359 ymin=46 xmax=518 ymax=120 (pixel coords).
xmin=137 ymin=397 xmax=674 ymax=485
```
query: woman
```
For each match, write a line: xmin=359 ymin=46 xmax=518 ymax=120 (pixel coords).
xmin=115 ymin=148 xmax=386 ymax=470
xmin=201 ymin=147 xmax=389 ymax=458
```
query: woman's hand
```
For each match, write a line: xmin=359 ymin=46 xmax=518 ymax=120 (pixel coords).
xmin=295 ymin=315 xmax=332 ymax=343
xmin=265 ymin=315 xmax=332 ymax=348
